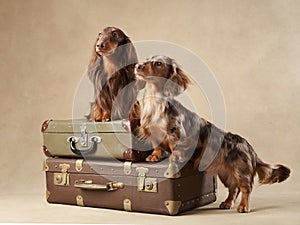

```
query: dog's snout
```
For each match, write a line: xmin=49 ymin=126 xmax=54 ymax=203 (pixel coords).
xmin=135 ymin=63 xmax=144 ymax=70
xmin=97 ymin=42 xmax=105 ymax=49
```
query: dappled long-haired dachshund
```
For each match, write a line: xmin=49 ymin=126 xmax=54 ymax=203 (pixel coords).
xmin=130 ymin=55 xmax=291 ymax=213
xmin=87 ymin=27 xmax=138 ymax=121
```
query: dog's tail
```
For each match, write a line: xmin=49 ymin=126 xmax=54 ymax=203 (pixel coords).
xmin=256 ymin=158 xmax=290 ymax=184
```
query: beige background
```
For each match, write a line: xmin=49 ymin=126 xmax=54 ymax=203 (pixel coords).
xmin=0 ymin=0 xmax=299 ymax=223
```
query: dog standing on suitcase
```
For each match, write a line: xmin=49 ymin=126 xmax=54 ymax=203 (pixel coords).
xmin=87 ymin=27 xmax=138 ymax=122
xmin=130 ymin=55 xmax=291 ymax=213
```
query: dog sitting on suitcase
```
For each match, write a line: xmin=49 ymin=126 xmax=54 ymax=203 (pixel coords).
xmin=87 ymin=27 xmax=139 ymax=122
xmin=129 ymin=55 xmax=291 ymax=213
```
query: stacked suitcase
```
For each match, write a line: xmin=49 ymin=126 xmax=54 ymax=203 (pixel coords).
xmin=42 ymin=119 xmax=217 ymax=215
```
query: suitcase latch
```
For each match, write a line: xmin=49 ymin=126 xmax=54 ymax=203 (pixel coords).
xmin=54 ymin=163 xmax=70 ymax=186
xmin=136 ymin=167 xmax=157 ymax=193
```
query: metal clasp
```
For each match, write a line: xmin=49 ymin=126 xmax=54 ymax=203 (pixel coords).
xmin=136 ymin=167 xmax=157 ymax=193
xmin=80 ymin=125 xmax=88 ymax=147
xmin=54 ymin=163 xmax=70 ymax=186
xmin=136 ymin=167 xmax=148 ymax=191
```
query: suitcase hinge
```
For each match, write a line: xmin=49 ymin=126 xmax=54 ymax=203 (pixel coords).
xmin=136 ymin=167 xmax=157 ymax=193
xmin=54 ymin=163 xmax=70 ymax=186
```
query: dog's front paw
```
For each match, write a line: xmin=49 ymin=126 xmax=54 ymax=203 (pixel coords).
xmin=145 ymin=149 xmax=168 ymax=162
xmin=237 ymin=204 xmax=250 ymax=213
xmin=102 ymin=112 xmax=111 ymax=122
xmin=219 ymin=201 xmax=232 ymax=209
xmin=146 ymin=154 xmax=162 ymax=162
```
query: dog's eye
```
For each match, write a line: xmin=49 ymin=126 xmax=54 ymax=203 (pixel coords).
xmin=154 ymin=61 xmax=162 ymax=67
xmin=112 ymin=32 xmax=118 ymax=38
xmin=98 ymin=33 xmax=102 ymax=38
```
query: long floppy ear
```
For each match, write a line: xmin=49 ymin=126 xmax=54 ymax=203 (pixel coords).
xmin=164 ymin=60 xmax=191 ymax=97
xmin=89 ymin=38 xmax=102 ymax=66
xmin=122 ymin=36 xmax=138 ymax=68
xmin=87 ymin=38 xmax=103 ymax=82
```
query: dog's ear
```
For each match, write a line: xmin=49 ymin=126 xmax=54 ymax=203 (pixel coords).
xmin=122 ymin=37 xmax=138 ymax=67
xmin=87 ymin=39 xmax=103 ymax=82
xmin=164 ymin=60 xmax=191 ymax=97
xmin=89 ymin=38 xmax=102 ymax=65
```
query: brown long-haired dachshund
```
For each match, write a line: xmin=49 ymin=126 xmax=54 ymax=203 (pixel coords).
xmin=130 ymin=55 xmax=291 ymax=213
xmin=87 ymin=27 xmax=138 ymax=121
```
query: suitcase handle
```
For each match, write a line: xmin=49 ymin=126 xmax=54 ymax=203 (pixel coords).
xmin=74 ymin=180 xmax=124 ymax=191
xmin=68 ymin=136 xmax=101 ymax=155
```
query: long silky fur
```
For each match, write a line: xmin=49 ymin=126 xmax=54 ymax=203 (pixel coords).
xmin=130 ymin=55 xmax=291 ymax=213
xmin=86 ymin=27 xmax=138 ymax=121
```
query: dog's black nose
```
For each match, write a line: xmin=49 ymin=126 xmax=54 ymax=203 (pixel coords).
xmin=136 ymin=63 xmax=144 ymax=70
xmin=97 ymin=42 xmax=105 ymax=49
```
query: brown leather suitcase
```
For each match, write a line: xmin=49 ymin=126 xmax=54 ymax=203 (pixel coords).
xmin=44 ymin=157 xmax=217 ymax=215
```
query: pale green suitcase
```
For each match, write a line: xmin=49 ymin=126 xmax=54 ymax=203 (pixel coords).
xmin=41 ymin=119 xmax=151 ymax=160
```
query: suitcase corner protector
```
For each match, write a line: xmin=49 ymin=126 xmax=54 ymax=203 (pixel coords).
xmin=123 ymin=199 xmax=132 ymax=211
xmin=76 ymin=195 xmax=85 ymax=207
xmin=46 ymin=190 xmax=51 ymax=201
xmin=164 ymin=162 xmax=181 ymax=179
xmin=41 ymin=119 xmax=52 ymax=133
xmin=43 ymin=145 xmax=53 ymax=157
xmin=43 ymin=160 xmax=49 ymax=171
xmin=165 ymin=200 xmax=182 ymax=216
